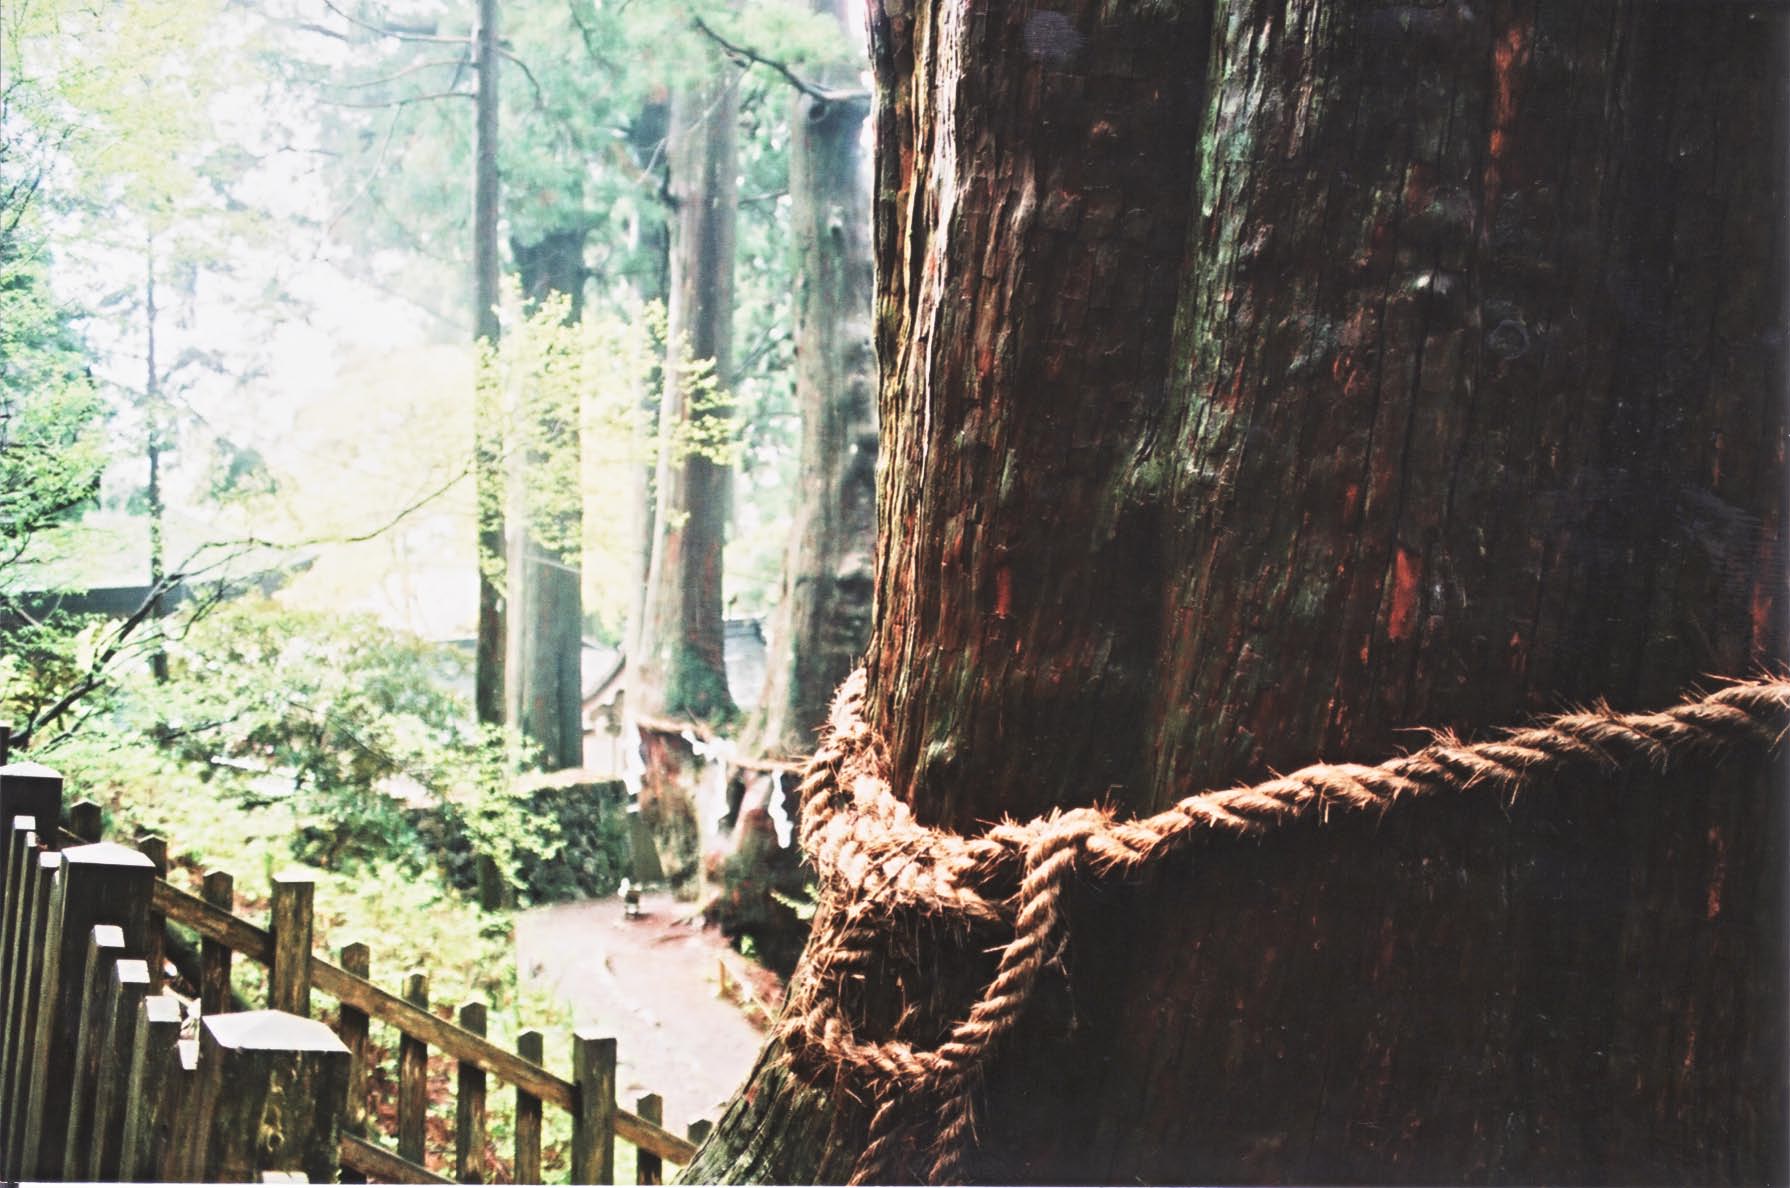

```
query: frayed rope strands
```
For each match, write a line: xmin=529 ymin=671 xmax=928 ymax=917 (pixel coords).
xmin=771 ymin=671 xmax=1790 ymax=1185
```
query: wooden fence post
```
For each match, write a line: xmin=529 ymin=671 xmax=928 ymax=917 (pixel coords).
xmin=188 ymin=1009 xmax=351 ymax=1183
xmin=2 ymin=848 xmax=57 ymax=1178
xmin=398 ymin=971 xmax=429 ymax=1165
xmin=0 ymin=816 xmax=37 ymax=1157
xmin=270 ymin=871 xmax=315 ymax=1017
xmin=686 ymin=1119 xmax=712 ymax=1146
xmin=514 ymin=1028 xmax=544 ymax=1185
xmin=32 ymin=841 xmax=154 ymax=1178
xmin=153 ymin=1032 xmax=202 ymax=1182
xmin=1 ymin=816 xmax=34 ymax=1046
xmin=336 ymin=942 xmax=371 ymax=1138
xmin=86 ymin=956 xmax=151 ymax=1179
xmin=68 ymin=798 xmax=103 ymax=843
xmin=635 ymin=1094 xmax=664 ymax=1185
xmin=0 ymin=761 xmax=62 ymax=882
xmin=61 ymin=922 xmax=127 ymax=1175
xmin=571 ymin=1031 xmax=616 ymax=1184
xmin=138 ymin=835 xmax=168 ymax=993
xmin=201 ymin=869 xmax=236 ymax=1016
xmin=455 ymin=1001 xmax=487 ymax=1183
xmin=118 ymin=993 xmax=183 ymax=1182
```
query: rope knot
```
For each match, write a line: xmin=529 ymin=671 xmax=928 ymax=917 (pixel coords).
xmin=778 ymin=669 xmax=1790 ymax=1185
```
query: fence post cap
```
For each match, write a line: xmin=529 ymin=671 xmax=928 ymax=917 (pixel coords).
xmin=203 ymin=1010 xmax=351 ymax=1055
xmin=143 ymin=993 xmax=184 ymax=1025
xmin=61 ymin=841 xmax=156 ymax=869
xmin=0 ymin=760 xmax=62 ymax=780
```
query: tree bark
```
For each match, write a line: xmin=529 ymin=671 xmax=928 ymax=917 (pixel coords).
xmin=689 ymin=1 xmax=1788 ymax=1183
xmin=755 ymin=14 xmax=877 ymax=758
xmin=508 ymin=228 xmax=588 ymax=771
xmin=634 ymin=59 xmax=742 ymax=724
xmin=472 ymin=0 xmax=505 ymax=727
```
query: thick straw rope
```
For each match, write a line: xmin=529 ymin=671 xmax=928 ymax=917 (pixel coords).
xmin=773 ymin=671 xmax=1790 ymax=1184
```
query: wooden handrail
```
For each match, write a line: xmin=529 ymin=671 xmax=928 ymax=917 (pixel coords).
xmin=340 ymin=1133 xmax=453 ymax=1184
xmin=154 ymin=877 xmax=699 ymax=1165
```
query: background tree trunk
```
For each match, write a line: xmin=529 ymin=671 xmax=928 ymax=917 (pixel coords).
xmin=508 ymin=228 xmax=588 ymax=771
xmin=689 ymin=1 xmax=1787 ymax=1184
xmin=754 ymin=9 xmax=877 ymax=758
xmin=471 ymin=0 xmax=505 ymax=728
xmin=634 ymin=59 xmax=741 ymax=724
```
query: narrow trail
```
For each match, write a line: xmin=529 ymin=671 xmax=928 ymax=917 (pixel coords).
xmin=514 ymin=892 xmax=784 ymax=1134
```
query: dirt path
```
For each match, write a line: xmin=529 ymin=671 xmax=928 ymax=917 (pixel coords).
xmin=514 ymin=892 xmax=783 ymax=1134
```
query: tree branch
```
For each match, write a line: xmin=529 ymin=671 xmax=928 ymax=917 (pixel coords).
xmin=318 ymin=0 xmax=469 ymax=45
xmin=689 ymin=16 xmax=866 ymax=104
xmin=321 ymin=91 xmax=476 ymax=110
xmin=316 ymin=57 xmax=469 ymax=91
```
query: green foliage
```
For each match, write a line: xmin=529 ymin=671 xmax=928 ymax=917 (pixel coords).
xmin=0 ymin=249 xmax=105 ymax=583
xmin=69 ymin=598 xmax=537 ymax=883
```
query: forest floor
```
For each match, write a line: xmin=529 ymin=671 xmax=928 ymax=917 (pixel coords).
xmin=514 ymin=890 xmax=786 ymax=1134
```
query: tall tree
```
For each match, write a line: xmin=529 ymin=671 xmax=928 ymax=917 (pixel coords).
xmin=688 ymin=2 xmax=1787 ymax=1183
xmin=753 ymin=5 xmax=877 ymax=758
xmin=472 ymin=0 xmax=505 ymax=727
xmin=507 ymin=228 xmax=587 ymax=770
xmin=634 ymin=53 xmax=742 ymax=724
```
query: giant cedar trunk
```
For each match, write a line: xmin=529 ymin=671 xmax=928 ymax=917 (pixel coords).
xmin=635 ymin=60 xmax=741 ymax=723
xmin=689 ymin=2 xmax=1788 ymax=1184
xmin=756 ymin=57 xmax=878 ymax=757
xmin=509 ymin=228 xmax=587 ymax=771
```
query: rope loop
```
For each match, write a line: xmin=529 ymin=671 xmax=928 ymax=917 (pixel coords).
xmin=777 ymin=672 xmax=1790 ymax=1184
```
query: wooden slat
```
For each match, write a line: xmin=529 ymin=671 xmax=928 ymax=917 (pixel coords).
xmin=156 ymin=876 xmax=697 ymax=1166
xmin=118 ymin=994 xmax=183 ymax=1182
xmin=62 ymin=923 xmax=127 ymax=1176
xmin=340 ymin=1134 xmax=454 ymax=1185
xmin=397 ymin=972 xmax=428 ymax=1166
xmin=513 ymin=1029 xmax=543 ymax=1185
xmin=0 ymin=818 xmax=36 ymax=1157
xmin=17 ymin=852 xmax=69 ymax=1179
xmin=0 ymin=817 xmax=33 ymax=1065
xmin=571 ymin=1032 xmax=616 ymax=1185
xmin=3 ymin=849 xmax=57 ymax=1178
xmin=270 ymin=872 xmax=315 ymax=1016
xmin=86 ymin=956 xmax=151 ymax=1180
xmin=454 ymin=1001 xmax=487 ymax=1184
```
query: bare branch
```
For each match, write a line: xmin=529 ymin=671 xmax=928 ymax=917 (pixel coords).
xmin=318 ymin=0 xmax=469 ymax=45
xmin=321 ymin=90 xmax=476 ymax=110
xmin=496 ymin=47 xmax=547 ymax=111
xmin=315 ymin=57 xmax=468 ymax=90
xmin=688 ymin=15 xmax=866 ymax=104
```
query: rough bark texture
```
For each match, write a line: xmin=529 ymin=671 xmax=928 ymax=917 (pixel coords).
xmin=756 ymin=69 xmax=878 ymax=758
xmin=1149 ymin=1 xmax=1790 ymax=799
xmin=635 ymin=61 xmax=741 ymax=724
xmin=864 ymin=0 xmax=1215 ymax=829
xmin=689 ymin=1 xmax=1788 ymax=1183
xmin=472 ymin=0 xmax=505 ymax=727
xmin=510 ymin=228 xmax=587 ymax=771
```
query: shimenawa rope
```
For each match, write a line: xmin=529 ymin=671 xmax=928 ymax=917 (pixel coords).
xmin=773 ymin=670 xmax=1790 ymax=1184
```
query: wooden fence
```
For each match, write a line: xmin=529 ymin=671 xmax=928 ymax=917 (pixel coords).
xmin=0 ymin=753 xmax=707 ymax=1183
